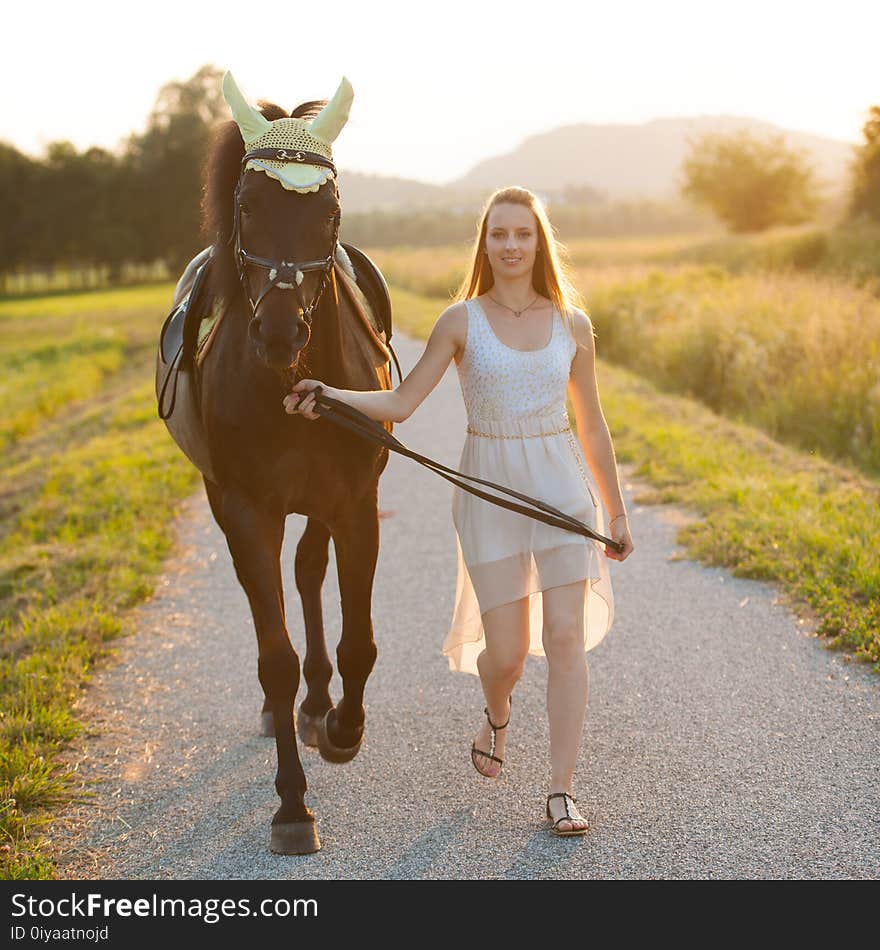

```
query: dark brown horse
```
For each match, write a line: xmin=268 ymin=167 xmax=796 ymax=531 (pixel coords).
xmin=159 ymin=77 xmax=393 ymax=854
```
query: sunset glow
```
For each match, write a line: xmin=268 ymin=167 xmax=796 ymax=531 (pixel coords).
xmin=4 ymin=0 xmax=879 ymax=183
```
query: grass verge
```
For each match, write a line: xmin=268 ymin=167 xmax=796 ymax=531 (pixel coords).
xmin=0 ymin=284 xmax=198 ymax=879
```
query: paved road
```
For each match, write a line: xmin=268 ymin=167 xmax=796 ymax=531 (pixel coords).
xmin=51 ymin=331 xmax=880 ymax=879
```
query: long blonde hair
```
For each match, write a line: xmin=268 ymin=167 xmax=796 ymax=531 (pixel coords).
xmin=454 ymin=186 xmax=587 ymax=339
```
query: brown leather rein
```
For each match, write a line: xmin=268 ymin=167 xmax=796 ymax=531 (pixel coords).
xmin=308 ymin=386 xmax=626 ymax=555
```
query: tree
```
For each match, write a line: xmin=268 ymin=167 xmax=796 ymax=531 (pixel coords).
xmin=0 ymin=142 xmax=41 ymax=275
xmin=680 ymin=130 xmax=820 ymax=232
xmin=848 ymin=105 xmax=880 ymax=223
xmin=125 ymin=64 xmax=227 ymax=271
xmin=37 ymin=142 xmax=141 ymax=268
xmin=0 ymin=65 xmax=228 ymax=279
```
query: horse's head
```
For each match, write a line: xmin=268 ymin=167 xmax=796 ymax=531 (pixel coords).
xmin=210 ymin=72 xmax=353 ymax=374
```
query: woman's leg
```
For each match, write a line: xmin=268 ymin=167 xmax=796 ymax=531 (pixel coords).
xmin=472 ymin=596 xmax=530 ymax=776
xmin=541 ymin=579 xmax=590 ymax=831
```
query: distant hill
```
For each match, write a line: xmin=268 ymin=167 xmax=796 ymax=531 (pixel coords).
xmin=341 ymin=116 xmax=857 ymax=211
xmin=450 ymin=115 xmax=855 ymax=201
xmin=337 ymin=170 xmax=450 ymax=213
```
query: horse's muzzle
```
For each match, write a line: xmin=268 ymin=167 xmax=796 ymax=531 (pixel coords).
xmin=250 ymin=316 xmax=311 ymax=372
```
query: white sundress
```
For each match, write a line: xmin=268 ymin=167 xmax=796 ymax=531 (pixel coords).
xmin=441 ymin=297 xmax=615 ymax=676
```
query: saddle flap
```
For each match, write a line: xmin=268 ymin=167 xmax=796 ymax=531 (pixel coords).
xmin=340 ymin=242 xmax=393 ymax=342
xmin=159 ymin=247 xmax=214 ymax=367
xmin=159 ymin=306 xmax=185 ymax=367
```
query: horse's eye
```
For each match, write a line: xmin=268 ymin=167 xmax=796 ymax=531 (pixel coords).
xmin=239 ymin=203 xmax=251 ymax=216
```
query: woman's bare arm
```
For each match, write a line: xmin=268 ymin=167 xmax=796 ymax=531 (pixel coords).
xmin=567 ymin=308 xmax=633 ymax=560
xmin=284 ymin=302 xmax=467 ymax=422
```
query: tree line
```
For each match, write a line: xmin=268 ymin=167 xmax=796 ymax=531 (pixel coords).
xmin=0 ymin=65 xmax=228 ymax=281
xmin=1 ymin=64 xmax=878 ymax=284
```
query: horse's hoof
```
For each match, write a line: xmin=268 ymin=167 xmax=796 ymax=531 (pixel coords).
xmin=297 ymin=704 xmax=325 ymax=748
xmin=260 ymin=708 xmax=297 ymax=739
xmin=317 ymin=707 xmax=364 ymax=763
xmin=269 ymin=819 xmax=321 ymax=855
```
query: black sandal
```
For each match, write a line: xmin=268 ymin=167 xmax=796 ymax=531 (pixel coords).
xmin=546 ymin=792 xmax=589 ymax=836
xmin=470 ymin=695 xmax=512 ymax=778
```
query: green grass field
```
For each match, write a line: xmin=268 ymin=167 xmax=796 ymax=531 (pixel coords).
xmin=584 ymin=266 xmax=880 ymax=476
xmin=0 ymin=284 xmax=199 ymax=878
xmin=2 ymin=232 xmax=878 ymax=878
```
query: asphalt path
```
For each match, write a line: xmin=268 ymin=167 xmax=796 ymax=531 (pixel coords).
xmin=50 ymin=331 xmax=880 ymax=879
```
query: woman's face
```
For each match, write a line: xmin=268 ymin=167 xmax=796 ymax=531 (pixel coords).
xmin=484 ymin=202 xmax=539 ymax=280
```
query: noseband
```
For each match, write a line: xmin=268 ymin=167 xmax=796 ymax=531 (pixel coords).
xmin=228 ymin=147 xmax=341 ymax=331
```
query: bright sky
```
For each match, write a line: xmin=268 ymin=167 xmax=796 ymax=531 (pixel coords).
xmin=4 ymin=0 xmax=878 ymax=184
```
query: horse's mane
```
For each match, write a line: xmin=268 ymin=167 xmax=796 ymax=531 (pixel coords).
xmin=201 ymin=98 xmax=329 ymax=301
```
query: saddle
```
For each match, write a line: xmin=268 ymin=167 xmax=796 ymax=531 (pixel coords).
xmin=155 ymin=242 xmax=397 ymax=483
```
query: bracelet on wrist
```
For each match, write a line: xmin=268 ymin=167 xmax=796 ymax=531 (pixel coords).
xmin=609 ymin=513 xmax=628 ymax=525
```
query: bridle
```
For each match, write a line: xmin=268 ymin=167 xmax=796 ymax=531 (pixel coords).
xmin=228 ymin=147 xmax=341 ymax=335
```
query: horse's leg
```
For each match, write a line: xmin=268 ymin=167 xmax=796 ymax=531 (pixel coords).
xmin=294 ymin=517 xmax=334 ymax=747
xmin=203 ymin=477 xmax=226 ymax=535
xmin=206 ymin=477 xmax=290 ymax=737
xmin=318 ymin=496 xmax=380 ymax=763
xmin=220 ymin=489 xmax=318 ymax=854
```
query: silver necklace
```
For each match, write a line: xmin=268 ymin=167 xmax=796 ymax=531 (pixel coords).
xmin=486 ymin=293 xmax=540 ymax=319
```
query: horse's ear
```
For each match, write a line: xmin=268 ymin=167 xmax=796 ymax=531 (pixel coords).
xmin=309 ymin=77 xmax=354 ymax=145
xmin=222 ymin=71 xmax=272 ymax=144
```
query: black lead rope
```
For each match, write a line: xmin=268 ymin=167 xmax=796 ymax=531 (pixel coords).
xmin=307 ymin=386 xmax=626 ymax=555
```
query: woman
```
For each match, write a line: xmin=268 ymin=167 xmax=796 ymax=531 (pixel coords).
xmin=284 ymin=186 xmax=634 ymax=836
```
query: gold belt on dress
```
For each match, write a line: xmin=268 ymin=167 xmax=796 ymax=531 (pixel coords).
xmin=466 ymin=423 xmax=572 ymax=439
